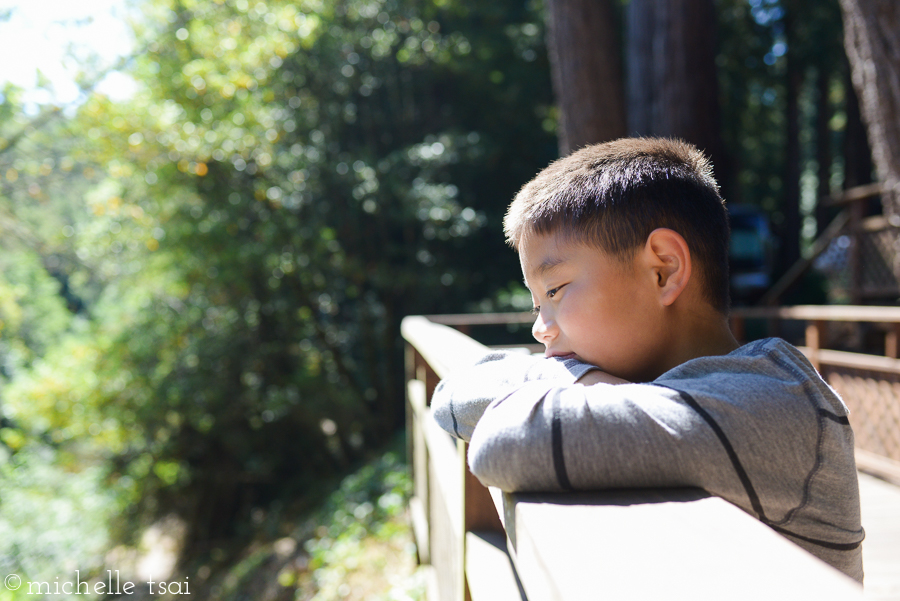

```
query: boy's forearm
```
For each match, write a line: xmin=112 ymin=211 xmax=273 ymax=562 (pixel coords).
xmin=465 ymin=381 xmax=718 ymax=492
xmin=430 ymin=350 xmax=600 ymax=442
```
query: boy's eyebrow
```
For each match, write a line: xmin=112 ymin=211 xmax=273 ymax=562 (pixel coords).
xmin=536 ymin=255 xmax=566 ymax=274
xmin=524 ymin=255 xmax=567 ymax=286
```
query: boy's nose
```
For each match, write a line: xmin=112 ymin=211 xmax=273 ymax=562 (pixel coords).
xmin=532 ymin=313 xmax=557 ymax=344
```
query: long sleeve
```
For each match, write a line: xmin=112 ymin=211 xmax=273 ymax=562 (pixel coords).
xmin=466 ymin=381 xmax=716 ymax=492
xmin=430 ymin=350 xmax=598 ymax=442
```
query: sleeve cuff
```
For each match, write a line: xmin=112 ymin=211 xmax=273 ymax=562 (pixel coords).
xmin=556 ymin=356 xmax=600 ymax=381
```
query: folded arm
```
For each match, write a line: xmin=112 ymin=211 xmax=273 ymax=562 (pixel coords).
xmin=431 ymin=350 xmax=748 ymax=495
xmin=465 ymin=381 xmax=722 ymax=492
xmin=430 ymin=350 xmax=604 ymax=442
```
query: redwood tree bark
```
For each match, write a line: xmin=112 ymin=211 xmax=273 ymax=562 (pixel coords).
xmin=842 ymin=68 xmax=874 ymax=191
xmin=545 ymin=0 xmax=627 ymax=155
xmin=626 ymin=0 xmax=729 ymax=195
xmin=839 ymin=0 xmax=900 ymax=215
xmin=782 ymin=11 xmax=803 ymax=272
xmin=815 ymin=69 xmax=834 ymax=236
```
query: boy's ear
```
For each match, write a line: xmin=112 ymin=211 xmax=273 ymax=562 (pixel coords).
xmin=643 ymin=228 xmax=692 ymax=306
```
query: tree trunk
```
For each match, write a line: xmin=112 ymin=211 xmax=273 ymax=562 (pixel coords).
xmin=545 ymin=0 xmax=626 ymax=155
xmin=626 ymin=2 xmax=654 ymax=137
xmin=839 ymin=0 xmax=900 ymax=215
xmin=626 ymin=0 xmax=730 ymax=195
xmin=815 ymin=69 xmax=834 ymax=236
xmin=843 ymin=68 xmax=874 ymax=191
xmin=781 ymin=12 xmax=803 ymax=273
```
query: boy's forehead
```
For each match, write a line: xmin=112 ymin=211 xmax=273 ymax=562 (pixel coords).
xmin=520 ymin=233 xmax=587 ymax=281
xmin=519 ymin=233 xmax=568 ymax=275
xmin=519 ymin=232 xmax=629 ymax=287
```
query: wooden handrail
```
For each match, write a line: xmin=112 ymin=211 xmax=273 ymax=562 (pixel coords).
xmin=401 ymin=315 xmax=491 ymax=377
xmin=492 ymin=488 xmax=862 ymax=600
xmin=758 ymin=210 xmax=849 ymax=306
xmin=732 ymin=304 xmax=900 ymax=322
xmin=402 ymin=315 xmax=864 ymax=601
xmin=745 ymin=181 xmax=888 ymax=305
xmin=430 ymin=304 xmax=900 ymax=325
xmin=424 ymin=312 xmax=533 ymax=327
xmin=822 ymin=182 xmax=886 ymax=207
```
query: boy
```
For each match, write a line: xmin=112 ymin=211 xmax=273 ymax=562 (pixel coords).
xmin=431 ymin=138 xmax=864 ymax=582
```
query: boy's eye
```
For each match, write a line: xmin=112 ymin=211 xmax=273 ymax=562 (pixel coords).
xmin=531 ymin=306 xmax=540 ymax=316
xmin=547 ymin=285 xmax=564 ymax=299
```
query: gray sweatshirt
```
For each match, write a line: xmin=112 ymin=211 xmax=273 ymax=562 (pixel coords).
xmin=431 ymin=337 xmax=864 ymax=582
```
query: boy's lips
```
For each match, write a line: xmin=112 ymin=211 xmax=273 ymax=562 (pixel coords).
xmin=547 ymin=351 xmax=577 ymax=360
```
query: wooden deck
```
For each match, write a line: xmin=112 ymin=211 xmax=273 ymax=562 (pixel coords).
xmin=860 ymin=472 xmax=900 ymax=600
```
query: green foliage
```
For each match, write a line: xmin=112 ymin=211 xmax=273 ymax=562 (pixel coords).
xmin=306 ymin=451 xmax=411 ymax=554
xmin=53 ymin=0 xmax=557 ymax=551
xmin=0 ymin=446 xmax=119 ymax=601
xmin=165 ymin=444 xmax=420 ymax=601
xmin=718 ymin=0 xmax=788 ymax=209
xmin=1 ymin=0 xmax=558 ymax=569
xmin=298 ymin=449 xmax=422 ymax=601
xmin=0 ymin=252 xmax=72 ymax=371
xmin=717 ymin=0 xmax=848 ymax=227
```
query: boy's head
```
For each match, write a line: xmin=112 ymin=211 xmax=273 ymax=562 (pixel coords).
xmin=506 ymin=138 xmax=733 ymax=381
xmin=505 ymin=137 xmax=730 ymax=314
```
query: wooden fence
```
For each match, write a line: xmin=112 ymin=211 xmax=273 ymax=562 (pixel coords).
xmin=760 ymin=182 xmax=894 ymax=305
xmin=401 ymin=310 xmax=883 ymax=601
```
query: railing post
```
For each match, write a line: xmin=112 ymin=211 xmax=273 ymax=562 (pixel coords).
xmin=730 ymin=315 xmax=745 ymax=344
xmin=885 ymin=323 xmax=900 ymax=359
xmin=805 ymin=320 xmax=826 ymax=371
xmin=405 ymin=342 xmax=416 ymax=475
xmin=850 ymin=196 xmax=863 ymax=304
xmin=407 ymin=345 xmax=432 ymax=565
xmin=461 ymin=440 xmax=504 ymax=601
xmin=416 ymin=350 xmax=441 ymax=406
xmin=766 ymin=316 xmax=781 ymax=339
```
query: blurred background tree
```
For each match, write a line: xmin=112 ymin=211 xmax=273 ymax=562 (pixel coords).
xmin=544 ymin=0 xmax=625 ymax=154
xmin=839 ymin=0 xmax=900 ymax=216
xmin=2 ymin=0 xmax=559 ymax=579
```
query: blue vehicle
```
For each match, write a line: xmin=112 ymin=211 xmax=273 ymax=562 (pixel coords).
xmin=728 ymin=205 xmax=774 ymax=304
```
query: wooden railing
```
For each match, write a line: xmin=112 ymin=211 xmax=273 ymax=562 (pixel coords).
xmin=402 ymin=313 xmax=869 ymax=601
xmin=761 ymin=182 xmax=890 ymax=305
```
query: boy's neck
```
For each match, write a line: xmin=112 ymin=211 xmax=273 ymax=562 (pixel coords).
xmin=653 ymin=303 xmax=740 ymax=381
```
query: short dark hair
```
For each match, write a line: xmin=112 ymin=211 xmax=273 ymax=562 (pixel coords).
xmin=504 ymin=137 xmax=730 ymax=313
